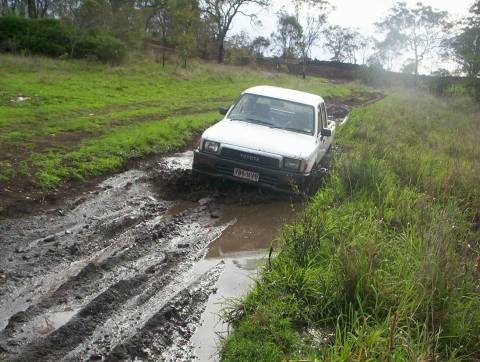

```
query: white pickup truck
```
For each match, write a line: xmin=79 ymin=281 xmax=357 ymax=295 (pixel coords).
xmin=193 ymin=85 xmax=335 ymax=192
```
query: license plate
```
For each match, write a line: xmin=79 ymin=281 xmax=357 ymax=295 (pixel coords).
xmin=233 ymin=168 xmax=259 ymax=182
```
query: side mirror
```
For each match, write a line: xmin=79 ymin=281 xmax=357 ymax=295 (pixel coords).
xmin=219 ymin=107 xmax=228 ymax=116
xmin=321 ymin=128 xmax=332 ymax=137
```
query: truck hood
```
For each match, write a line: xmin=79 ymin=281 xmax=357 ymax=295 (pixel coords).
xmin=201 ymin=119 xmax=316 ymax=159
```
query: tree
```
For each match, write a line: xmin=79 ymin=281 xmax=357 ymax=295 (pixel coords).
xmin=323 ymin=25 xmax=360 ymax=63
xmin=271 ymin=11 xmax=302 ymax=64
xmin=369 ymin=35 xmax=403 ymax=71
xmin=170 ymin=0 xmax=199 ymax=68
xmin=450 ymin=0 xmax=480 ymax=99
xmin=355 ymin=34 xmax=374 ymax=65
xmin=201 ymin=0 xmax=270 ymax=63
xmin=194 ymin=14 xmax=217 ymax=60
xmin=250 ymin=35 xmax=269 ymax=57
xmin=428 ymin=68 xmax=453 ymax=96
xmin=144 ymin=0 xmax=200 ymax=67
xmin=224 ymin=30 xmax=251 ymax=63
xmin=0 ymin=0 xmax=55 ymax=17
xmin=74 ymin=0 xmax=111 ymax=32
xmin=145 ymin=1 xmax=173 ymax=67
xmin=376 ymin=2 xmax=451 ymax=76
xmin=294 ymin=0 xmax=329 ymax=78
xmin=401 ymin=61 xmax=417 ymax=74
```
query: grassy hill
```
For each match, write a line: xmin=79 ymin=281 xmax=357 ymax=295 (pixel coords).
xmin=221 ymin=91 xmax=480 ymax=361
xmin=0 ymin=54 xmax=368 ymax=194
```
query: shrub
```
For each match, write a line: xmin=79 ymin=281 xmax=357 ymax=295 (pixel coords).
xmin=0 ymin=16 xmax=126 ymax=64
xmin=75 ymin=34 xmax=126 ymax=64
xmin=466 ymin=77 xmax=480 ymax=101
xmin=26 ymin=18 xmax=71 ymax=57
xmin=0 ymin=16 xmax=28 ymax=52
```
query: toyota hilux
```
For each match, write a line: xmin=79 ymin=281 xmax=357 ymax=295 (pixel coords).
xmin=193 ymin=85 xmax=335 ymax=192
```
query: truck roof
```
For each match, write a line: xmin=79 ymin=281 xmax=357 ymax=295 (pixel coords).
xmin=243 ymin=85 xmax=324 ymax=107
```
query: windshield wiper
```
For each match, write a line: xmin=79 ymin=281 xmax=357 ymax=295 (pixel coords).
xmin=269 ymin=125 xmax=311 ymax=134
xmin=245 ymin=118 xmax=274 ymax=127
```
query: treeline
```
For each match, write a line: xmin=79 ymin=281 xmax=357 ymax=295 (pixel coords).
xmin=0 ymin=0 xmax=479 ymax=99
xmin=0 ymin=0 xmax=271 ymax=65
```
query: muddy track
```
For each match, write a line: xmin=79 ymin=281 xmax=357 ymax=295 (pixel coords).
xmin=0 ymin=165 xmax=233 ymax=361
xmin=0 ymin=95 xmax=383 ymax=361
xmin=0 ymin=152 xmax=294 ymax=361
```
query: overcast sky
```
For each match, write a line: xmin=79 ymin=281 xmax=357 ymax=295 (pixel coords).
xmin=231 ymin=0 xmax=474 ymax=73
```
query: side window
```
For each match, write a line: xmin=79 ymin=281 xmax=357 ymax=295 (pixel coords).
xmin=317 ymin=106 xmax=323 ymax=136
xmin=321 ymin=103 xmax=327 ymax=128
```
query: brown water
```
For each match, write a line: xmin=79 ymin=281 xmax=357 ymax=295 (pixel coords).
xmin=190 ymin=200 xmax=300 ymax=361
xmin=207 ymin=201 xmax=297 ymax=258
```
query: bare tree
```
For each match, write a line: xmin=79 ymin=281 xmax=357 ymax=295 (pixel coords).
xmin=271 ymin=11 xmax=302 ymax=64
xmin=250 ymin=35 xmax=270 ymax=57
xmin=323 ymin=25 xmax=360 ymax=63
xmin=201 ymin=0 xmax=270 ymax=63
xmin=357 ymin=35 xmax=375 ymax=65
xmin=376 ymin=1 xmax=451 ymax=76
xmin=294 ymin=0 xmax=329 ymax=78
xmin=450 ymin=0 xmax=480 ymax=98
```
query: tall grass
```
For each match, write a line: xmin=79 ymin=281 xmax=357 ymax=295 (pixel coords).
xmin=222 ymin=91 xmax=480 ymax=361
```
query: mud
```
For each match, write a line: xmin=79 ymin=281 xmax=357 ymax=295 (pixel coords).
xmin=0 ymin=149 xmax=300 ymax=361
xmin=0 ymin=96 xmax=379 ymax=361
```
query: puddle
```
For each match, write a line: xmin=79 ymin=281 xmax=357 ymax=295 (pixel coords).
xmin=164 ymin=200 xmax=198 ymax=217
xmin=161 ymin=151 xmax=194 ymax=170
xmin=207 ymin=201 xmax=298 ymax=258
xmin=190 ymin=201 xmax=300 ymax=361
xmin=190 ymin=256 xmax=263 ymax=362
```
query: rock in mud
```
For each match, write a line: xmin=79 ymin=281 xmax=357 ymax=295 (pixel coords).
xmin=41 ymin=235 xmax=56 ymax=243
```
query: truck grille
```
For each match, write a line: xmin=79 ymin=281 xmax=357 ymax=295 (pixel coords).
xmin=220 ymin=147 xmax=280 ymax=169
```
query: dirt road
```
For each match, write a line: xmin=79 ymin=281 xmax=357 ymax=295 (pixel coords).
xmin=0 ymin=96 xmax=380 ymax=361
xmin=0 ymin=148 xmax=302 ymax=361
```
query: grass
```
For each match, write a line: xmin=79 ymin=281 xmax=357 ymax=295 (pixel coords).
xmin=221 ymin=91 xmax=480 ymax=361
xmin=0 ymin=54 xmax=368 ymax=190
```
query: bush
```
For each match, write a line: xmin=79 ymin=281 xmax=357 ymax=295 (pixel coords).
xmin=0 ymin=16 xmax=28 ymax=52
xmin=75 ymin=34 xmax=126 ymax=64
xmin=26 ymin=18 xmax=71 ymax=57
xmin=466 ymin=77 xmax=480 ymax=101
xmin=0 ymin=16 xmax=126 ymax=64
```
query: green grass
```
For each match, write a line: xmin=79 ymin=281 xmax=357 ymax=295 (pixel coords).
xmin=0 ymin=54 xmax=367 ymax=190
xmin=221 ymin=91 xmax=480 ymax=361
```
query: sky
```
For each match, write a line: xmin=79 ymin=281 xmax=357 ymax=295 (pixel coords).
xmin=231 ymin=0 xmax=474 ymax=73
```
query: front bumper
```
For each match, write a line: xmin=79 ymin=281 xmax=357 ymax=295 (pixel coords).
xmin=192 ymin=150 xmax=309 ymax=192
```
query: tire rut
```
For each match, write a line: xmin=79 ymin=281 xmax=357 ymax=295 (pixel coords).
xmin=106 ymin=263 xmax=225 ymax=362
xmin=0 ymin=164 xmax=233 ymax=362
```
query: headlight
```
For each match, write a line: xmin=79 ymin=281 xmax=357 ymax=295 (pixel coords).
xmin=203 ymin=140 xmax=220 ymax=153
xmin=283 ymin=158 xmax=302 ymax=171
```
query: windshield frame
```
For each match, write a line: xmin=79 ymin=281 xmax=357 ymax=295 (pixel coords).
xmin=227 ymin=93 xmax=317 ymax=136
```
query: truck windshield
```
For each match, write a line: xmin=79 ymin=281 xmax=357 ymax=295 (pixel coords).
xmin=228 ymin=94 xmax=315 ymax=135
